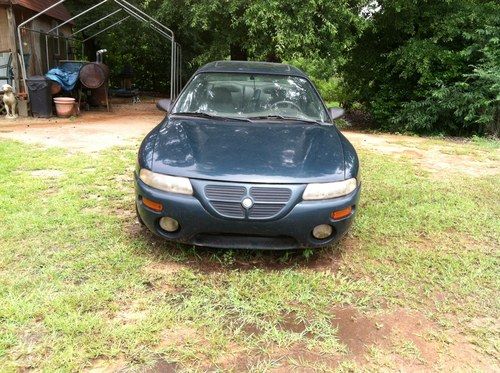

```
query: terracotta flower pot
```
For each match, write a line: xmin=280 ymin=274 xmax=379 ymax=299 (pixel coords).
xmin=53 ymin=97 xmax=76 ymax=118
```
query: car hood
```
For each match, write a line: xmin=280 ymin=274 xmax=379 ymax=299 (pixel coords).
xmin=151 ymin=116 xmax=346 ymax=183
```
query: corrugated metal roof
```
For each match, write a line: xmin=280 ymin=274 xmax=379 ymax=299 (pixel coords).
xmin=5 ymin=0 xmax=74 ymax=24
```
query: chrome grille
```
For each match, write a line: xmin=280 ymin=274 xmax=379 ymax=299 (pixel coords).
xmin=250 ymin=187 xmax=292 ymax=202
xmin=210 ymin=201 xmax=245 ymax=218
xmin=205 ymin=185 xmax=246 ymax=201
xmin=204 ymin=184 xmax=293 ymax=220
xmin=249 ymin=204 xmax=285 ymax=219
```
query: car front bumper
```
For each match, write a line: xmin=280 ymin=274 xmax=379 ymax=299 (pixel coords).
xmin=134 ymin=175 xmax=361 ymax=249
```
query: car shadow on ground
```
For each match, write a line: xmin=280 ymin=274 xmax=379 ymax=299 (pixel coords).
xmin=126 ymin=219 xmax=352 ymax=272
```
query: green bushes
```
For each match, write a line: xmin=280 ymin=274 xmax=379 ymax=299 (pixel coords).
xmin=341 ymin=0 xmax=500 ymax=136
xmin=287 ymin=57 xmax=343 ymax=105
xmin=314 ymin=77 xmax=341 ymax=105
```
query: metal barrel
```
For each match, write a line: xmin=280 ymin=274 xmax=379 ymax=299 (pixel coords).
xmin=79 ymin=62 xmax=109 ymax=89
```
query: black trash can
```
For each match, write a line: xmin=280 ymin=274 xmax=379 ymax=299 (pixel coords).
xmin=26 ymin=76 xmax=52 ymax=117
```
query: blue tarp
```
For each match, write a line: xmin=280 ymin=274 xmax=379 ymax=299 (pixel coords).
xmin=45 ymin=68 xmax=79 ymax=91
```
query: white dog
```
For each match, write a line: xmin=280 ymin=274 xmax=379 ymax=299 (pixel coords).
xmin=1 ymin=84 xmax=17 ymax=119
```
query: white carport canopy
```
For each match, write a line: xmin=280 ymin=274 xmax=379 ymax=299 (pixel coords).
xmin=17 ymin=0 xmax=182 ymax=100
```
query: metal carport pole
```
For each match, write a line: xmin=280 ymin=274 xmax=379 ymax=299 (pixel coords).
xmin=110 ymin=2 xmax=179 ymax=97
xmin=178 ymin=44 xmax=182 ymax=95
xmin=72 ymin=9 xmax=123 ymax=36
xmin=114 ymin=0 xmax=174 ymax=37
xmin=17 ymin=0 xmax=181 ymax=100
xmin=112 ymin=3 xmax=178 ymax=97
xmin=82 ymin=16 xmax=130 ymax=43
xmin=117 ymin=6 xmax=171 ymax=39
xmin=47 ymin=0 xmax=108 ymax=34
xmin=113 ymin=0 xmax=178 ymax=99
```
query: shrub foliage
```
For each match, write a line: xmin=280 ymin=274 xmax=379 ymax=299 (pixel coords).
xmin=342 ymin=0 xmax=500 ymax=136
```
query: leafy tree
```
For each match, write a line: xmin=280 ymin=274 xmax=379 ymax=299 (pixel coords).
xmin=157 ymin=0 xmax=366 ymax=71
xmin=342 ymin=0 xmax=500 ymax=136
xmin=66 ymin=0 xmax=365 ymax=93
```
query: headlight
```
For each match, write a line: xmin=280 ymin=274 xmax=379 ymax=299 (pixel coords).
xmin=139 ymin=169 xmax=193 ymax=195
xmin=303 ymin=178 xmax=357 ymax=200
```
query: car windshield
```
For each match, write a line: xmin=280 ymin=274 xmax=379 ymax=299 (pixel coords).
xmin=172 ymin=72 xmax=329 ymax=123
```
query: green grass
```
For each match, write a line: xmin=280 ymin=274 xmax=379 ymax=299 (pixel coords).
xmin=0 ymin=139 xmax=498 ymax=371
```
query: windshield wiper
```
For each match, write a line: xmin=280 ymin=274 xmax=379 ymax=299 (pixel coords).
xmin=172 ymin=112 xmax=251 ymax=122
xmin=247 ymin=115 xmax=325 ymax=125
xmin=247 ymin=115 xmax=288 ymax=120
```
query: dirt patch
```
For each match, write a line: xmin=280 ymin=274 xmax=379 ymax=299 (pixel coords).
xmin=330 ymin=307 xmax=497 ymax=370
xmin=143 ymin=359 xmax=179 ymax=372
xmin=279 ymin=311 xmax=308 ymax=334
xmin=0 ymin=99 xmax=163 ymax=153
xmin=144 ymin=261 xmax=186 ymax=277
xmin=343 ymin=131 xmax=500 ymax=177
xmin=240 ymin=322 xmax=263 ymax=336
xmin=199 ymin=306 xmax=499 ymax=371
xmin=87 ymin=356 xmax=179 ymax=372
xmin=158 ymin=327 xmax=200 ymax=349
xmin=445 ymin=330 xmax=497 ymax=370
xmin=332 ymin=307 xmax=436 ymax=367
xmin=332 ymin=307 xmax=391 ymax=358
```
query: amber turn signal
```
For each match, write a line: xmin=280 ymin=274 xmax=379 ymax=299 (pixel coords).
xmin=142 ymin=197 xmax=163 ymax=212
xmin=331 ymin=206 xmax=352 ymax=220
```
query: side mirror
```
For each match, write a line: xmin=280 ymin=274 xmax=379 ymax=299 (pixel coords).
xmin=328 ymin=107 xmax=345 ymax=120
xmin=156 ymin=98 xmax=172 ymax=112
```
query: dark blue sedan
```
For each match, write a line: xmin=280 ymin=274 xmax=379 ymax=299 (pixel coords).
xmin=135 ymin=61 xmax=360 ymax=249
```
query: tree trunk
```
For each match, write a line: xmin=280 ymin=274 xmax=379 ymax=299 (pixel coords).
xmin=266 ymin=52 xmax=281 ymax=63
xmin=230 ymin=44 xmax=248 ymax=61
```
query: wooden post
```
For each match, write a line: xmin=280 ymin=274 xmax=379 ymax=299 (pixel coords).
xmin=6 ymin=6 xmax=21 ymax=92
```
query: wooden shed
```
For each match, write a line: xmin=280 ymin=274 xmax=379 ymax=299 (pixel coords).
xmin=0 ymin=0 xmax=74 ymax=91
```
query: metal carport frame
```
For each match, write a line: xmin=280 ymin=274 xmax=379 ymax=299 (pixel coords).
xmin=17 ymin=0 xmax=182 ymax=101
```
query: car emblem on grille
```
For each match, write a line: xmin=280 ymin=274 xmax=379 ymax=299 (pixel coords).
xmin=241 ymin=197 xmax=253 ymax=209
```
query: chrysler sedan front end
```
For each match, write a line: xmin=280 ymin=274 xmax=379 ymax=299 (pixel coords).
xmin=135 ymin=61 xmax=360 ymax=249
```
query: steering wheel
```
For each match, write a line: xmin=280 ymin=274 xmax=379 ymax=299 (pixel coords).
xmin=270 ymin=100 xmax=302 ymax=112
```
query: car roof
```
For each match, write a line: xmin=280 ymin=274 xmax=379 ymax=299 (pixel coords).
xmin=195 ymin=60 xmax=308 ymax=78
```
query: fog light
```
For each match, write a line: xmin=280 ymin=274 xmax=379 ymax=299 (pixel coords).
xmin=312 ymin=224 xmax=333 ymax=240
xmin=159 ymin=217 xmax=180 ymax=232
